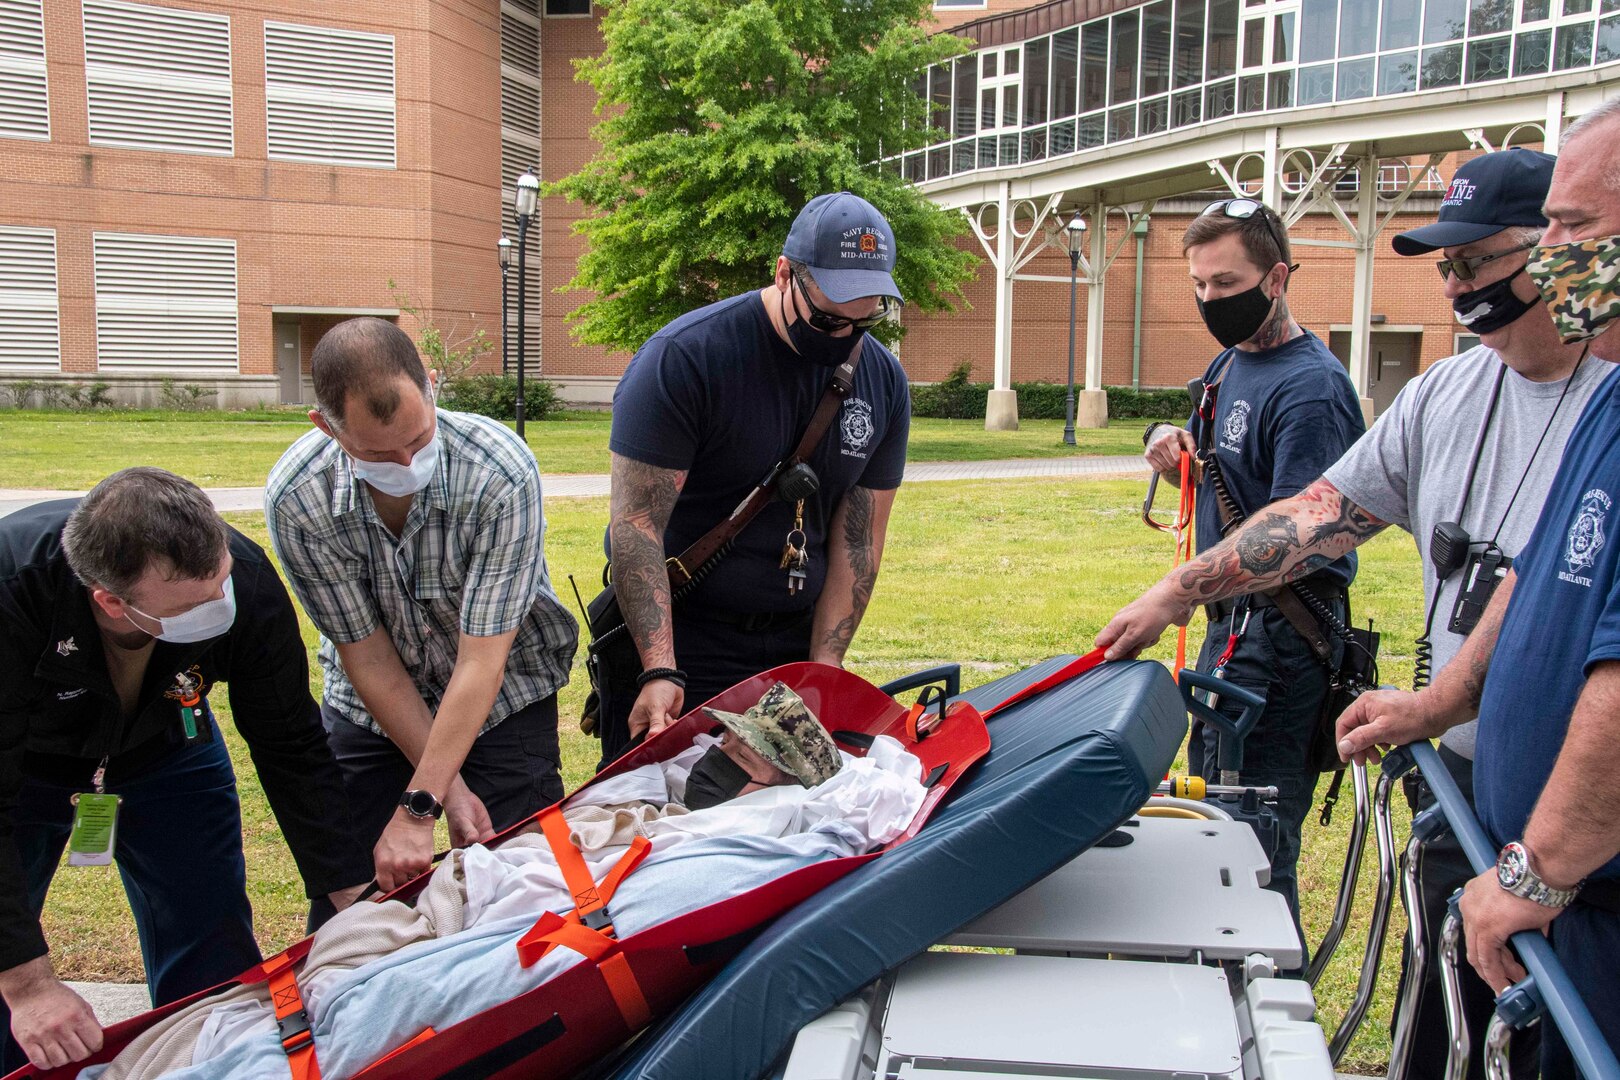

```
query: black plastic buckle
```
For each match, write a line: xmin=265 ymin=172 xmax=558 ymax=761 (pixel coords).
xmin=581 ymin=906 xmax=615 ymax=933
xmin=278 ymin=1009 xmax=313 ymax=1054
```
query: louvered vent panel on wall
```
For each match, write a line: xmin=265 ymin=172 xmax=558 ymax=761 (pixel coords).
xmin=500 ymin=0 xmax=542 ymax=373
xmin=0 ymin=0 xmax=49 ymax=141
xmin=82 ymin=0 xmax=233 ymax=154
xmin=265 ymin=21 xmax=395 ymax=167
xmin=0 ymin=225 xmax=60 ymax=370
xmin=93 ymin=233 xmax=238 ymax=372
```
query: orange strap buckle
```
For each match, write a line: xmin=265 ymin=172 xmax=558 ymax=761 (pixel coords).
xmin=263 ymin=952 xmax=322 ymax=1080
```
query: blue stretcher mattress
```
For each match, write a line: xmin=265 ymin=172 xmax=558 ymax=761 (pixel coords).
xmin=600 ymin=655 xmax=1187 ymax=1080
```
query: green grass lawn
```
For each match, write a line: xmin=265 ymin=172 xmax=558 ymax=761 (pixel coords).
xmin=0 ymin=410 xmax=1167 ymax=489
xmin=36 ymin=477 xmax=1419 ymax=1070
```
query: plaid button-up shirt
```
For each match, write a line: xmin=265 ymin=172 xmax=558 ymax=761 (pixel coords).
xmin=265 ymin=409 xmax=578 ymax=736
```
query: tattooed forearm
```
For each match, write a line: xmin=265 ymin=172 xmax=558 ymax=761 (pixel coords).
xmin=1307 ymin=487 xmax=1386 ymax=547
xmin=819 ymin=488 xmax=878 ymax=659
xmin=1235 ymin=512 xmax=1298 ymax=575
xmin=608 ymin=455 xmax=687 ymax=668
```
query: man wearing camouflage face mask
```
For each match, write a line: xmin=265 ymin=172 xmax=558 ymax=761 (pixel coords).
xmin=1338 ymin=100 xmax=1620 ymax=1078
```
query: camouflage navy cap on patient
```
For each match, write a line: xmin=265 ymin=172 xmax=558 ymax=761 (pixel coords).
xmin=702 ymin=682 xmax=842 ymax=789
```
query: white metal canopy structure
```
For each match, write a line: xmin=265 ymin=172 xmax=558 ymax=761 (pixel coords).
xmin=905 ymin=0 xmax=1620 ymax=427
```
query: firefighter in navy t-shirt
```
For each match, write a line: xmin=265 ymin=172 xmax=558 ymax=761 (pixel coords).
xmin=1108 ymin=200 xmax=1366 ymax=939
xmin=596 ymin=192 xmax=911 ymax=768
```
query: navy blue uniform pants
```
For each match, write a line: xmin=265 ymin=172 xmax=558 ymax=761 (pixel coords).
xmin=1542 ymin=897 xmax=1620 ymax=1080
xmin=1188 ymin=602 xmax=1335 ymax=960
xmin=1 ymin=735 xmax=260 ymax=1074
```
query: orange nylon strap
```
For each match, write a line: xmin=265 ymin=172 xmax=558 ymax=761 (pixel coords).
xmin=263 ymin=952 xmax=322 ymax=1080
xmin=520 ymin=808 xmax=654 ymax=1028
xmin=1173 ymin=451 xmax=1197 ymax=678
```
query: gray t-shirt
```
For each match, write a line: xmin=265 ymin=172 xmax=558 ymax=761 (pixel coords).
xmin=1323 ymin=345 xmax=1608 ymax=758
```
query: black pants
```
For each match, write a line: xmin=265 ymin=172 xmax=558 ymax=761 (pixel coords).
xmin=1398 ymin=746 xmax=1540 ymax=1080
xmin=596 ymin=607 xmax=815 ymax=771
xmin=320 ymin=694 xmax=565 ymax=856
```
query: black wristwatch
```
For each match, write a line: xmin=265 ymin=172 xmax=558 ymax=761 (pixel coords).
xmin=399 ymin=789 xmax=444 ymax=821
xmin=1143 ymin=421 xmax=1169 ymax=447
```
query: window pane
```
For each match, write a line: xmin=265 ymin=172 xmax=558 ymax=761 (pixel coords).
xmin=1082 ymin=21 xmax=1109 ymax=112
xmin=1514 ymin=27 xmax=1552 ymax=72
xmin=1300 ymin=0 xmax=1339 ymax=60
xmin=1208 ymin=0 xmax=1240 ymax=77
xmin=1275 ymin=13 xmax=1297 ymax=60
xmin=1468 ymin=0 xmax=1512 ymax=36
xmin=1378 ymin=48 xmax=1419 ymax=90
xmin=1143 ymin=1 xmax=1173 ymax=95
xmin=977 ymin=137 xmax=996 ymax=168
xmin=1173 ymin=86 xmax=1203 ymax=124
xmin=1420 ymin=42 xmax=1464 ymax=85
xmin=1052 ymin=29 xmax=1079 ymax=118
xmin=981 ymin=87 xmax=996 ymax=129
xmin=982 ymin=52 xmax=998 ymax=77
xmin=1175 ymin=0 xmax=1207 ymax=86
xmin=1606 ymin=0 xmax=1620 ymax=13
xmin=1240 ymin=72 xmax=1266 ymax=109
xmin=1268 ymin=69 xmax=1294 ymax=106
xmin=1024 ymin=39 xmax=1050 ymax=125
xmin=1339 ymin=0 xmax=1379 ymax=54
xmin=1424 ymin=0 xmax=1467 ymax=41
xmin=955 ymin=140 xmax=976 ymax=172
xmin=903 ymin=153 xmax=924 ymax=183
xmin=1079 ymin=113 xmax=1106 ymax=147
xmin=928 ymin=145 xmax=950 ymax=179
xmin=955 ymin=57 xmax=977 ymax=135
xmin=1467 ymin=35 xmax=1512 ymax=79
xmin=1554 ymin=21 xmax=1593 ymax=65
xmin=1336 ymin=56 xmax=1375 ymax=96
xmin=1022 ymin=126 xmax=1048 ymax=162
xmin=1006 ymin=49 xmax=1020 ymax=73
xmin=1051 ymin=118 xmax=1077 ymax=154
xmin=1000 ymin=133 xmax=1020 ymax=166
xmin=1112 ymin=12 xmax=1141 ymax=103
xmin=932 ymin=64 xmax=953 ymax=133
xmin=1563 ymin=0 xmax=1594 ymax=13
xmin=1521 ymin=0 xmax=1551 ymax=17
xmin=1205 ymin=77 xmax=1237 ymax=116
xmin=1243 ymin=17 xmax=1266 ymax=66
xmin=1142 ymin=94 xmax=1170 ymax=132
xmin=1298 ymin=60 xmax=1337 ymax=101
xmin=1002 ymin=85 xmax=1019 ymax=126
xmin=1109 ymin=104 xmax=1138 ymax=140
xmin=1382 ymin=0 xmax=1420 ymax=47
xmin=1598 ymin=14 xmax=1620 ymax=60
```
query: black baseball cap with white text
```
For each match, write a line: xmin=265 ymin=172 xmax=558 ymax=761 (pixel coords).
xmin=1391 ymin=148 xmax=1555 ymax=256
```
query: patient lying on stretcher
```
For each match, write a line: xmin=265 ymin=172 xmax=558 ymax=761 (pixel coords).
xmin=81 ymin=684 xmax=925 ymax=1080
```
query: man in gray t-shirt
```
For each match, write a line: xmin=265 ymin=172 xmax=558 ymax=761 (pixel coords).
xmin=1097 ymin=149 xmax=1601 ymax=1055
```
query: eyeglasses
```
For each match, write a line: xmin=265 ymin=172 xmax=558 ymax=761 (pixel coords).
xmin=1434 ymin=240 xmax=1537 ymax=282
xmin=1201 ymin=198 xmax=1298 ymax=273
xmin=791 ymin=269 xmax=899 ymax=333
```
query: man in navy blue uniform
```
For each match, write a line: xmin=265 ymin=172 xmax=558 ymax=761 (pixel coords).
xmin=1339 ymin=99 xmax=1620 ymax=1076
xmin=597 ymin=192 xmax=910 ymax=767
xmin=1108 ymin=199 xmax=1366 ymax=931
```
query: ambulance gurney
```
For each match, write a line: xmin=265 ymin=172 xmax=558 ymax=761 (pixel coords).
xmin=7 ymin=663 xmax=992 ymax=1080
xmin=1382 ymin=740 xmax=1620 ymax=1080
xmin=599 ymin=653 xmax=1187 ymax=1080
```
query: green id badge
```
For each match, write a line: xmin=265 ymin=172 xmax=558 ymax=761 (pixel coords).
xmin=67 ymin=792 xmax=121 ymax=867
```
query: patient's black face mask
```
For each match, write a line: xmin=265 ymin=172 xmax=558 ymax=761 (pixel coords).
xmin=685 ymin=745 xmax=752 ymax=810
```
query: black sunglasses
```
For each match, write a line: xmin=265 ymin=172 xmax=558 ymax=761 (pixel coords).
xmin=1201 ymin=198 xmax=1299 ymax=274
xmin=1434 ymin=240 xmax=1536 ymax=282
xmin=791 ymin=269 xmax=898 ymax=333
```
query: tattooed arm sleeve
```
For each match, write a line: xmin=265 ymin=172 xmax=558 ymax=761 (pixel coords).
xmin=810 ymin=486 xmax=897 ymax=666
xmin=608 ymin=452 xmax=687 ymax=670
xmin=1167 ymin=477 xmax=1391 ymax=606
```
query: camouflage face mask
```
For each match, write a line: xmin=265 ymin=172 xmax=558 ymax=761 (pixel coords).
xmin=1528 ymin=235 xmax=1620 ymax=345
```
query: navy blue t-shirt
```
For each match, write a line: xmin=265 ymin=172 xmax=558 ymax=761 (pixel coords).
xmin=1475 ymin=363 xmax=1620 ymax=882
xmin=608 ymin=291 xmax=910 ymax=615
xmin=1187 ymin=330 xmax=1366 ymax=587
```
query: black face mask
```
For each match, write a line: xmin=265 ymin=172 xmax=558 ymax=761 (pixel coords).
xmin=684 ymin=745 xmax=753 ymax=810
xmin=786 ymin=315 xmax=864 ymax=367
xmin=1196 ymin=282 xmax=1276 ymax=350
xmin=1453 ymin=269 xmax=1539 ymax=337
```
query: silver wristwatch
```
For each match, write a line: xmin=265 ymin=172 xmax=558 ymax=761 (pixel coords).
xmin=1496 ymin=841 xmax=1581 ymax=908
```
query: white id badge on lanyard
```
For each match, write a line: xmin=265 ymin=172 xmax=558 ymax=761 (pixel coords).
xmin=67 ymin=792 xmax=121 ymax=866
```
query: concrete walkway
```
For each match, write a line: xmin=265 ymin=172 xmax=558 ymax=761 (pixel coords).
xmin=0 ymin=455 xmax=1148 ymax=519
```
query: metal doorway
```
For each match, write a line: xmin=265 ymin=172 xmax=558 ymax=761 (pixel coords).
xmin=1330 ymin=329 xmax=1421 ymax=419
xmin=274 ymin=319 xmax=302 ymax=404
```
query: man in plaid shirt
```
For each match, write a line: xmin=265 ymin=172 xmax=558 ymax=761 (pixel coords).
xmin=266 ymin=318 xmax=578 ymax=891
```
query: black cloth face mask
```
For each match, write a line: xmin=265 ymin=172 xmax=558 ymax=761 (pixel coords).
xmin=1453 ymin=269 xmax=1540 ymax=337
xmin=787 ymin=315 xmax=865 ymax=367
xmin=685 ymin=745 xmax=754 ymax=810
xmin=1196 ymin=282 xmax=1276 ymax=349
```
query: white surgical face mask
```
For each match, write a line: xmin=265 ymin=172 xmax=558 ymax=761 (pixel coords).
xmin=350 ymin=434 xmax=441 ymax=497
xmin=126 ymin=576 xmax=237 ymax=644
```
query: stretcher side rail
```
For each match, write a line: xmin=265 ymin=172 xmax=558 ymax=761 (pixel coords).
xmin=1384 ymin=740 xmax=1620 ymax=1080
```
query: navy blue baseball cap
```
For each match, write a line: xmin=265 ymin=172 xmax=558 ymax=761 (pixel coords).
xmin=1391 ymin=148 xmax=1555 ymax=255
xmin=783 ymin=192 xmax=903 ymax=303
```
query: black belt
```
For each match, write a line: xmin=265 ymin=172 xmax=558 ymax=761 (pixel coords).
xmin=1206 ymin=584 xmax=1345 ymax=624
xmin=679 ymin=607 xmax=814 ymax=633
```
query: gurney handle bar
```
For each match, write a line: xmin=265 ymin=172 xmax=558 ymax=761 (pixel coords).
xmin=879 ymin=665 xmax=961 ymax=700
xmin=1389 ymin=741 xmax=1620 ymax=1080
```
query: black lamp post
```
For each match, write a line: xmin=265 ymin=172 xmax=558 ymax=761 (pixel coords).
xmin=497 ymin=234 xmax=512 ymax=376
xmin=513 ymin=169 xmax=540 ymax=439
xmin=1062 ymin=214 xmax=1087 ymax=447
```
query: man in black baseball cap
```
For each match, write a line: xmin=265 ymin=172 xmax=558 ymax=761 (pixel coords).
xmin=594 ymin=193 xmax=911 ymax=766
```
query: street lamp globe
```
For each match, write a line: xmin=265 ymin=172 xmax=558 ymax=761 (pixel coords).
xmin=1065 ymin=214 xmax=1087 ymax=254
xmin=497 ymin=234 xmax=512 ymax=268
xmin=515 ymin=170 xmax=540 ymax=220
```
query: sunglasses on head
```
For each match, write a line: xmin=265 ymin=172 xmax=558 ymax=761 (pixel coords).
xmin=1201 ymin=198 xmax=1299 ymax=274
xmin=1434 ymin=240 xmax=1537 ymax=282
xmin=791 ymin=269 xmax=898 ymax=333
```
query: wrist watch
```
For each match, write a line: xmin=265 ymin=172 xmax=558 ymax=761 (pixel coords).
xmin=1142 ymin=421 xmax=1168 ymax=447
xmin=1496 ymin=841 xmax=1581 ymax=908
xmin=398 ymin=789 xmax=444 ymax=821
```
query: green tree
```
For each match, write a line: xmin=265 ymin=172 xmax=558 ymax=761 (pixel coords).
xmin=548 ymin=0 xmax=977 ymax=352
